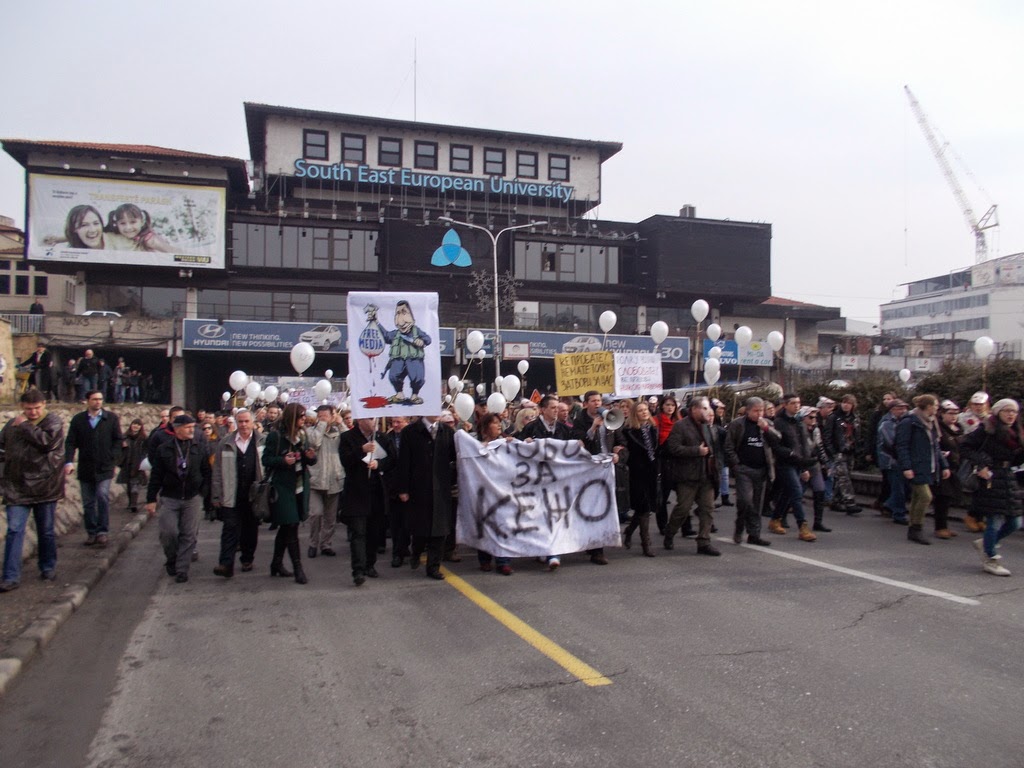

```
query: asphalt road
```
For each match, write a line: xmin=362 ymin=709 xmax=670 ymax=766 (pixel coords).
xmin=1 ymin=508 xmax=1022 ymax=768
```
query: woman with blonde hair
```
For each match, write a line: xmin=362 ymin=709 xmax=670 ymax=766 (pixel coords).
xmin=621 ymin=401 xmax=656 ymax=557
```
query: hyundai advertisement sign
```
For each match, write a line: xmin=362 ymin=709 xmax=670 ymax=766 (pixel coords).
xmin=183 ymin=319 xmax=457 ymax=355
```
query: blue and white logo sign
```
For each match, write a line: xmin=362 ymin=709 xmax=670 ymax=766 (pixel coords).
xmin=196 ymin=323 xmax=226 ymax=339
xmin=431 ymin=230 xmax=472 ymax=267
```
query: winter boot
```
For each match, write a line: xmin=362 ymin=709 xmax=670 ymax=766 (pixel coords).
xmin=907 ymin=525 xmax=931 ymax=546
xmin=812 ymin=491 xmax=832 ymax=532
xmin=638 ymin=516 xmax=655 ymax=557
xmin=768 ymin=518 xmax=787 ymax=535
xmin=286 ymin=538 xmax=309 ymax=583
xmin=797 ymin=522 xmax=817 ymax=542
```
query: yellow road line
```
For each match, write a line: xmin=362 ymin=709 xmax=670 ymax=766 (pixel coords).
xmin=440 ymin=567 xmax=612 ymax=687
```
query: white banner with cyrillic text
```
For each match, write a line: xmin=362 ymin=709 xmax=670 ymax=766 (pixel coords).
xmin=613 ymin=351 xmax=663 ymax=398
xmin=454 ymin=430 xmax=621 ymax=558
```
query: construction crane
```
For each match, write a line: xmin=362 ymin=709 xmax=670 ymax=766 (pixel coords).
xmin=904 ymin=85 xmax=998 ymax=264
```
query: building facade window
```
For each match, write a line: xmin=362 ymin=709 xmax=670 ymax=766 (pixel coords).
xmin=538 ymin=303 xmax=596 ymax=331
xmin=302 ymin=129 xmax=329 ymax=161
xmin=197 ymin=289 xmax=348 ymax=323
xmin=516 ymin=151 xmax=538 ymax=179
xmin=15 ymin=275 xmax=29 ymax=295
xmin=450 ymin=144 xmax=473 ymax=174
xmin=549 ymin=153 xmax=570 ymax=182
xmin=85 ymin=285 xmax=184 ymax=319
xmin=232 ymin=223 xmax=378 ymax=272
xmin=342 ymin=134 xmax=366 ymax=164
xmin=33 ymin=276 xmax=48 ymax=296
xmin=881 ymin=293 xmax=989 ymax=321
xmin=414 ymin=141 xmax=438 ymax=170
xmin=483 ymin=148 xmax=506 ymax=176
xmin=379 ymin=138 xmax=402 ymax=167
xmin=0 ymin=275 xmax=9 ymax=294
xmin=513 ymin=241 xmax=619 ymax=284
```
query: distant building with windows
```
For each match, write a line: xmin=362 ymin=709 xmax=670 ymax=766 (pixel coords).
xmin=2 ymin=104 xmax=838 ymax=405
xmin=879 ymin=251 xmax=1024 ymax=359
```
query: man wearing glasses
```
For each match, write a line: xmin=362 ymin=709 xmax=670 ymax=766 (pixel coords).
xmin=65 ymin=390 xmax=123 ymax=547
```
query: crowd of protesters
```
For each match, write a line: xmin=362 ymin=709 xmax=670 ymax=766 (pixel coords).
xmin=18 ymin=344 xmax=159 ymax=403
xmin=1 ymin=383 xmax=1022 ymax=594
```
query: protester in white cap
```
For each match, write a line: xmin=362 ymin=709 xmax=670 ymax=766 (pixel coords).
xmin=960 ymin=398 xmax=1024 ymax=576
xmin=959 ymin=391 xmax=989 ymax=435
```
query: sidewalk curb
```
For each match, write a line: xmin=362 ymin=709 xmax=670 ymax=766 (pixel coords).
xmin=0 ymin=511 xmax=150 ymax=699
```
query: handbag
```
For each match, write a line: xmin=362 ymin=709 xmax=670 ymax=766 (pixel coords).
xmin=957 ymin=459 xmax=980 ymax=494
xmin=249 ymin=471 xmax=276 ymax=523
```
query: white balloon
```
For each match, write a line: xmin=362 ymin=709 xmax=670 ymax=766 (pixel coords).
xmin=447 ymin=375 xmax=460 ymax=392
xmin=258 ymin=389 xmax=269 ymax=402
xmin=229 ymin=370 xmax=248 ymax=392
xmin=289 ymin=341 xmax=316 ymax=374
xmin=518 ymin=360 xmax=530 ymax=375
xmin=245 ymin=381 xmax=261 ymax=399
xmin=501 ymin=375 xmax=521 ymax=401
xmin=707 ymin=323 xmax=722 ymax=342
xmin=735 ymin=326 xmax=753 ymax=347
xmin=466 ymin=330 xmax=485 ymax=354
xmin=704 ymin=357 xmax=721 ymax=377
xmin=974 ymin=336 xmax=995 ymax=358
xmin=443 ymin=394 xmax=452 ymax=404
xmin=486 ymin=392 xmax=508 ymax=415
xmin=476 ymin=384 xmax=486 ymax=396
xmin=454 ymin=393 xmax=475 ymax=422
xmin=708 ymin=346 xmax=722 ymax=360
xmin=324 ymin=369 xmax=334 ymax=380
xmin=691 ymin=299 xmax=709 ymax=323
xmin=704 ymin=369 xmax=720 ymax=386
xmin=452 ymin=380 xmax=464 ymax=394
xmin=767 ymin=331 xmax=785 ymax=351
xmin=899 ymin=368 xmax=912 ymax=383
xmin=650 ymin=320 xmax=669 ymax=346
xmin=599 ymin=310 xmax=617 ymax=333
xmin=244 ymin=397 xmax=253 ymax=406
xmin=278 ymin=391 xmax=290 ymax=403
xmin=222 ymin=391 xmax=231 ymax=401
xmin=314 ymin=379 xmax=332 ymax=400
xmin=477 ymin=349 xmax=486 ymax=360
xmin=264 ymin=385 xmax=279 ymax=402
xmin=345 ymin=375 xmax=352 ymax=391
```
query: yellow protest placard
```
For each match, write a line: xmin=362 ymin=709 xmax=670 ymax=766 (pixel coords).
xmin=554 ymin=351 xmax=615 ymax=396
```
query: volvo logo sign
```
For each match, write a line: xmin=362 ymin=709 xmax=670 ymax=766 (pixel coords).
xmin=197 ymin=323 xmax=226 ymax=339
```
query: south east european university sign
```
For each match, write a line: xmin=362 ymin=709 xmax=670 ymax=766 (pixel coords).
xmin=293 ymin=160 xmax=575 ymax=204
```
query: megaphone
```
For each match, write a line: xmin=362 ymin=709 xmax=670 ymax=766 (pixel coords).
xmin=603 ymin=409 xmax=625 ymax=431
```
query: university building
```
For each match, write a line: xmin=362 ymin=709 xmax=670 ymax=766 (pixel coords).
xmin=2 ymin=104 xmax=837 ymax=405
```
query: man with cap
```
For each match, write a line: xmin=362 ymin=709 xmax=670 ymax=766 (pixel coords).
xmin=146 ymin=415 xmax=211 ymax=583
xmin=876 ymin=398 xmax=910 ymax=524
xmin=959 ymin=392 xmax=989 ymax=434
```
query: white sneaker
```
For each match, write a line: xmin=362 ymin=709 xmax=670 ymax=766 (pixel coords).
xmin=983 ymin=558 xmax=1011 ymax=576
xmin=547 ymin=557 xmax=560 ymax=572
xmin=973 ymin=539 xmax=989 ymax=563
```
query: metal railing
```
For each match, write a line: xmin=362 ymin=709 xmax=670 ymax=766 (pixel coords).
xmin=0 ymin=313 xmax=45 ymax=334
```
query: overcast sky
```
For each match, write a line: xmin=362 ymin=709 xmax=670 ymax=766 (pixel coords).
xmin=2 ymin=1 xmax=1021 ymax=324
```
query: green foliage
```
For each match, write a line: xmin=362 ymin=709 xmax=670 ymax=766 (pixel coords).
xmin=915 ymin=359 xmax=1024 ymax=407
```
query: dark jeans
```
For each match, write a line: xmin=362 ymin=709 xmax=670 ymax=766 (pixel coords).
xmin=80 ymin=478 xmax=111 ymax=536
xmin=347 ymin=514 xmax=385 ymax=577
xmin=734 ymin=464 xmax=768 ymax=537
xmin=668 ymin=479 xmax=715 ymax=544
xmin=218 ymin=505 xmax=259 ymax=567
xmin=774 ymin=465 xmax=807 ymax=524
xmin=933 ymin=490 xmax=951 ymax=531
xmin=3 ymin=502 xmax=57 ymax=583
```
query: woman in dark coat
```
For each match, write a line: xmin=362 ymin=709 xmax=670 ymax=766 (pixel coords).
xmin=262 ymin=403 xmax=317 ymax=583
xmin=654 ymin=396 xmax=681 ymax=535
xmin=622 ymin=401 xmax=656 ymax=557
xmin=117 ymin=419 xmax=148 ymax=513
xmin=396 ymin=416 xmax=456 ymax=580
xmin=932 ymin=400 xmax=963 ymax=539
xmin=960 ymin=399 xmax=1024 ymax=576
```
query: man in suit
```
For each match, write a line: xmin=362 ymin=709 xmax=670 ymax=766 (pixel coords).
xmin=339 ymin=417 xmax=395 ymax=586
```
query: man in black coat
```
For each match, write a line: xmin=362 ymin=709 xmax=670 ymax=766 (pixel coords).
xmin=518 ymin=395 xmax=574 ymax=441
xmin=664 ymin=396 xmax=721 ymax=556
xmin=64 ymin=390 xmax=123 ymax=547
xmin=396 ymin=416 xmax=455 ymax=580
xmin=569 ymin=391 xmax=622 ymax=565
xmin=339 ymin=417 xmax=395 ymax=586
xmin=20 ymin=344 xmax=55 ymax=400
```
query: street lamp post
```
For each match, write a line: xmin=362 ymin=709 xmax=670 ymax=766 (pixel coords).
xmin=437 ymin=216 xmax=546 ymax=382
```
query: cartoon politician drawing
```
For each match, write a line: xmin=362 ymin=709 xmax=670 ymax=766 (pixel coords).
xmin=364 ymin=300 xmax=432 ymax=404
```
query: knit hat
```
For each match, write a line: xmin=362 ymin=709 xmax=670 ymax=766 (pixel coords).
xmin=172 ymin=414 xmax=196 ymax=426
xmin=939 ymin=399 xmax=960 ymax=412
xmin=888 ymin=399 xmax=909 ymax=410
xmin=969 ymin=391 xmax=990 ymax=405
xmin=816 ymin=397 xmax=835 ymax=409
xmin=990 ymin=398 xmax=1019 ymax=416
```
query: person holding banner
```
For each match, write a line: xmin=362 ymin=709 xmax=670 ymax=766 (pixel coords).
xmin=664 ymin=397 xmax=722 ymax=556
xmin=475 ymin=414 xmax=515 ymax=576
xmin=622 ymin=401 xmax=659 ymax=557
xmin=338 ymin=418 xmax=395 ymax=586
xmin=396 ymin=415 xmax=457 ymax=580
xmin=572 ymin=391 xmax=623 ymax=566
